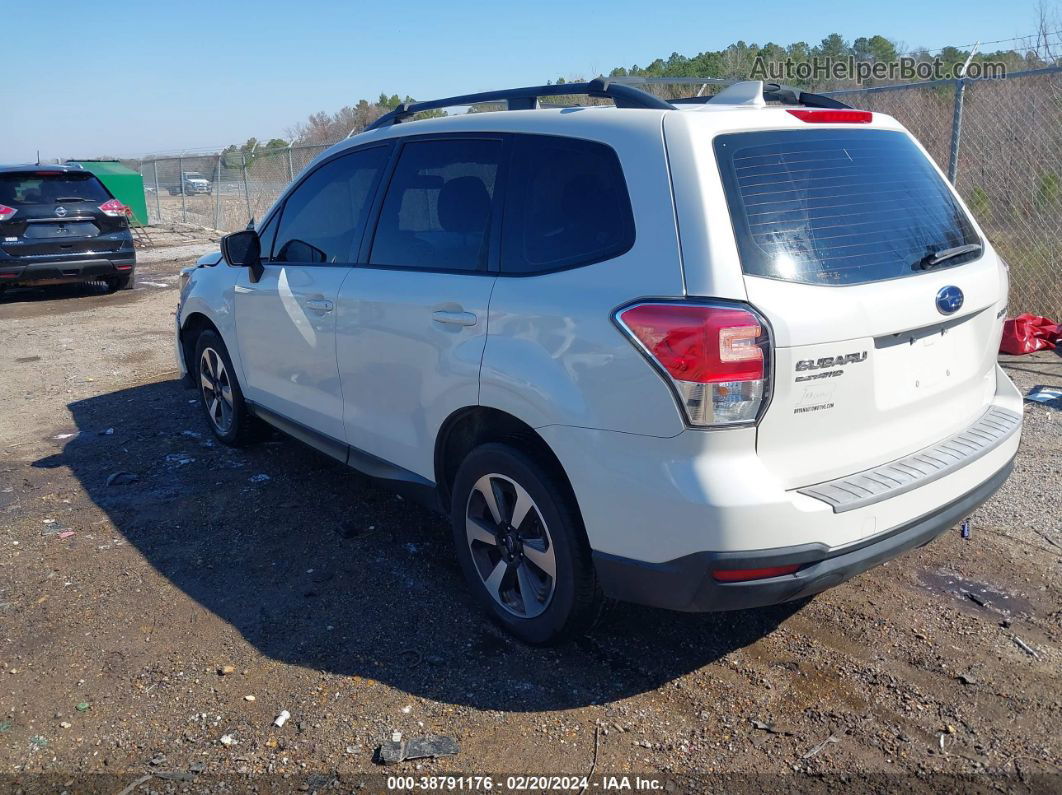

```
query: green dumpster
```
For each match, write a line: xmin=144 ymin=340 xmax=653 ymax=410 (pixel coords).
xmin=65 ymin=160 xmax=150 ymax=226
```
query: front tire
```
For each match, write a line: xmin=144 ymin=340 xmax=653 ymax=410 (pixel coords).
xmin=451 ymin=443 xmax=603 ymax=644
xmin=193 ymin=329 xmax=259 ymax=446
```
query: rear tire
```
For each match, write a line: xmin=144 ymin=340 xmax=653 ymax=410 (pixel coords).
xmin=450 ymin=443 xmax=604 ymax=644
xmin=193 ymin=329 xmax=260 ymax=446
xmin=105 ymin=275 xmax=132 ymax=293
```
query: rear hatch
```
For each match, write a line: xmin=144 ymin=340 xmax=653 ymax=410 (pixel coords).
xmin=0 ymin=170 xmax=128 ymax=260
xmin=711 ymin=124 xmax=1005 ymax=488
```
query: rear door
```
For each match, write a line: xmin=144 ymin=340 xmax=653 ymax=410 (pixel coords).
xmin=235 ymin=145 xmax=390 ymax=442
xmin=336 ymin=135 xmax=504 ymax=480
xmin=0 ymin=171 xmax=127 ymax=260
xmin=710 ymin=126 xmax=1006 ymax=488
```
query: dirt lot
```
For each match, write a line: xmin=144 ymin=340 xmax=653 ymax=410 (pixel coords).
xmin=0 ymin=232 xmax=1059 ymax=792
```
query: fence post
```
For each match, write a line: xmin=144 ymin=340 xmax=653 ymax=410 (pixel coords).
xmin=178 ymin=155 xmax=187 ymax=223
xmin=946 ymin=78 xmax=966 ymax=185
xmin=287 ymin=146 xmax=295 ymax=181
xmin=152 ymin=161 xmax=161 ymax=223
xmin=214 ymin=154 xmax=222 ymax=231
xmin=242 ymin=152 xmax=252 ymax=224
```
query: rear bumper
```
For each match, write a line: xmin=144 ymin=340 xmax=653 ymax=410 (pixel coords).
xmin=593 ymin=457 xmax=1013 ymax=611
xmin=539 ymin=365 xmax=1022 ymax=611
xmin=0 ymin=256 xmax=135 ymax=284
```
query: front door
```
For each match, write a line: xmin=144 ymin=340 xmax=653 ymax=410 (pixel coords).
xmin=235 ymin=145 xmax=390 ymax=442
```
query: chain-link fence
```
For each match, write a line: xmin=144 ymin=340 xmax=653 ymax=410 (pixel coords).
xmin=136 ymin=144 xmax=332 ymax=232
xmin=826 ymin=66 xmax=1062 ymax=318
xmin=131 ymin=66 xmax=1060 ymax=317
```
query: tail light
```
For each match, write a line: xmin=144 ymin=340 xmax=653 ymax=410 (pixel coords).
xmin=0 ymin=204 xmax=16 ymax=222
xmin=617 ymin=303 xmax=770 ymax=426
xmin=99 ymin=199 xmax=128 ymax=217
xmin=787 ymin=109 xmax=872 ymax=123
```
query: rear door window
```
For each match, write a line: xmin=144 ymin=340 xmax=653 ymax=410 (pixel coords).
xmin=273 ymin=146 xmax=388 ymax=265
xmin=502 ymin=135 xmax=634 ymax=273
xmin=368 ymin=138 xmax=502 ymax=271
xmin=0 ymin=172 xmax=110 ymax=205
xmin=714 ymin=129 xmax=979 ymax=285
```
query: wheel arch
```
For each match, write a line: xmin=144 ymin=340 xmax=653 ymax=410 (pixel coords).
xmin=179 ymin=312 xmax=221 ymax=385
xmin=434 ymin=407 xmax=581 ymax=528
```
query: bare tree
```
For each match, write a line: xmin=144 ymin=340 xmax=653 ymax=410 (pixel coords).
xmin=1034 ymin=1 xmax=1060 ymax=62
xmin=287 ymin=101 xmax=390 ymax=145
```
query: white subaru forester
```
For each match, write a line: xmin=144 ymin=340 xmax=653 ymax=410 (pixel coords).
xmin=176 ymin=79 xmax=1021 ymax=644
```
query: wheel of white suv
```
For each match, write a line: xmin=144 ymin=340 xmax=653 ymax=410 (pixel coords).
xmin=450 ymin=443 xmax=603 ymax=644
xmin=193 ymin=329 xmax=259 ymax=446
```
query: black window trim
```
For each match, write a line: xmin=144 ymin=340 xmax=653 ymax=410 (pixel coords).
xmin=357 ymin=131 xmax=511 ymax=277
xmin=257 ymin=140 xmax=395 ymax=268
xmin=497 ymin=131 xmax=637 ymax=277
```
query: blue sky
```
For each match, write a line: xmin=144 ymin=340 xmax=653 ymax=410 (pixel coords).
xmin=0 ymin=0 xmax=1048 ymax=162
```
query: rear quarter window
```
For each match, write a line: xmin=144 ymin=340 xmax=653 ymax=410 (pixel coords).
xmin=501 ymin=134 xmax=634 ymax=274
xmin=713 ymin=129 xmax=979 ymax=286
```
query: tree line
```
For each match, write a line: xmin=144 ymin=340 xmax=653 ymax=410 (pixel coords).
xmin=229 ymin=29 xmax=1058 ymax=150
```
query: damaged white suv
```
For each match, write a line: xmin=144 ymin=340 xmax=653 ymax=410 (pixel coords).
xmin=176 ymin=79 xmax=1021 ymax=643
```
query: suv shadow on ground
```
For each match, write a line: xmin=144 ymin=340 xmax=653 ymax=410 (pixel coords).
xmin=44 ymin=378 xmax=807 ymax=712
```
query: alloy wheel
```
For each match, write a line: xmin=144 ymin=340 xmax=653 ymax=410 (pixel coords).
xmin=465 ymin=473 xmax=557 ymax=618
xmin=199 ymin=347 xmax=234 ymax=434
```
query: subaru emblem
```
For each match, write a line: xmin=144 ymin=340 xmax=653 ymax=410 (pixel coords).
xmin=55 ymin=206 xmax=68 ymax=218
xmin=936 ymin=285 xmax=964 ymax=315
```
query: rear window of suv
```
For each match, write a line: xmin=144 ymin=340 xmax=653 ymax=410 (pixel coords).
xmin=0 ymin=172 xmax=110 ymax=206
xmin=713 ymin=129 xmax=979 ymax=286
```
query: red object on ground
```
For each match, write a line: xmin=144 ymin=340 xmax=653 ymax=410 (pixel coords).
xmin=1000 ymin=314 xmax=1060 ymax=355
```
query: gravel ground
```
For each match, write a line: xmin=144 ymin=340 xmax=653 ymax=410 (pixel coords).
xmin=0 ymin=238 xmax=1059 ymax=793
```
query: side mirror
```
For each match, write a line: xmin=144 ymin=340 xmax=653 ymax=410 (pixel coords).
xmin=220 ymin=230 xmax=264 ymax=282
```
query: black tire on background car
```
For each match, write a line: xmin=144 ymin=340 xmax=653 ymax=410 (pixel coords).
xmin=193 ymin=329 xmax=260 ymax=446
xmin=105 ymin=275 xmax=132 ymax=292
xmin=451 ymin=443 xmax=604 ymax=644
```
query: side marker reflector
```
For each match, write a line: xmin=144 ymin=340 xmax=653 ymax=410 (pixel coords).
xmin=711 ymin=564 xmax=801 ymax=583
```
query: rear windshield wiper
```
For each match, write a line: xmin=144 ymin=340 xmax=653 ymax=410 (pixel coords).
xmin=53 ymin=196 xmax=92 ymax=202
xmin=914 ymin=243 xmax=983 ymax=270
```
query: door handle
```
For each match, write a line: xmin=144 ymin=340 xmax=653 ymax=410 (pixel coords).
xmin=432 ymin=310 xmax=478 ymax=327
xmin=305 ymin=298 xmax=334 ymax=313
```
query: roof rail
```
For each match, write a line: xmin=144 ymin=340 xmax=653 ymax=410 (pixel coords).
xmin=612 ymin=76 xmax=732 ymax=88
xmin=365 ymin=77 xmax=674 ymax=130
xmin=614 ymin=76 xmax=853 ymax=110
